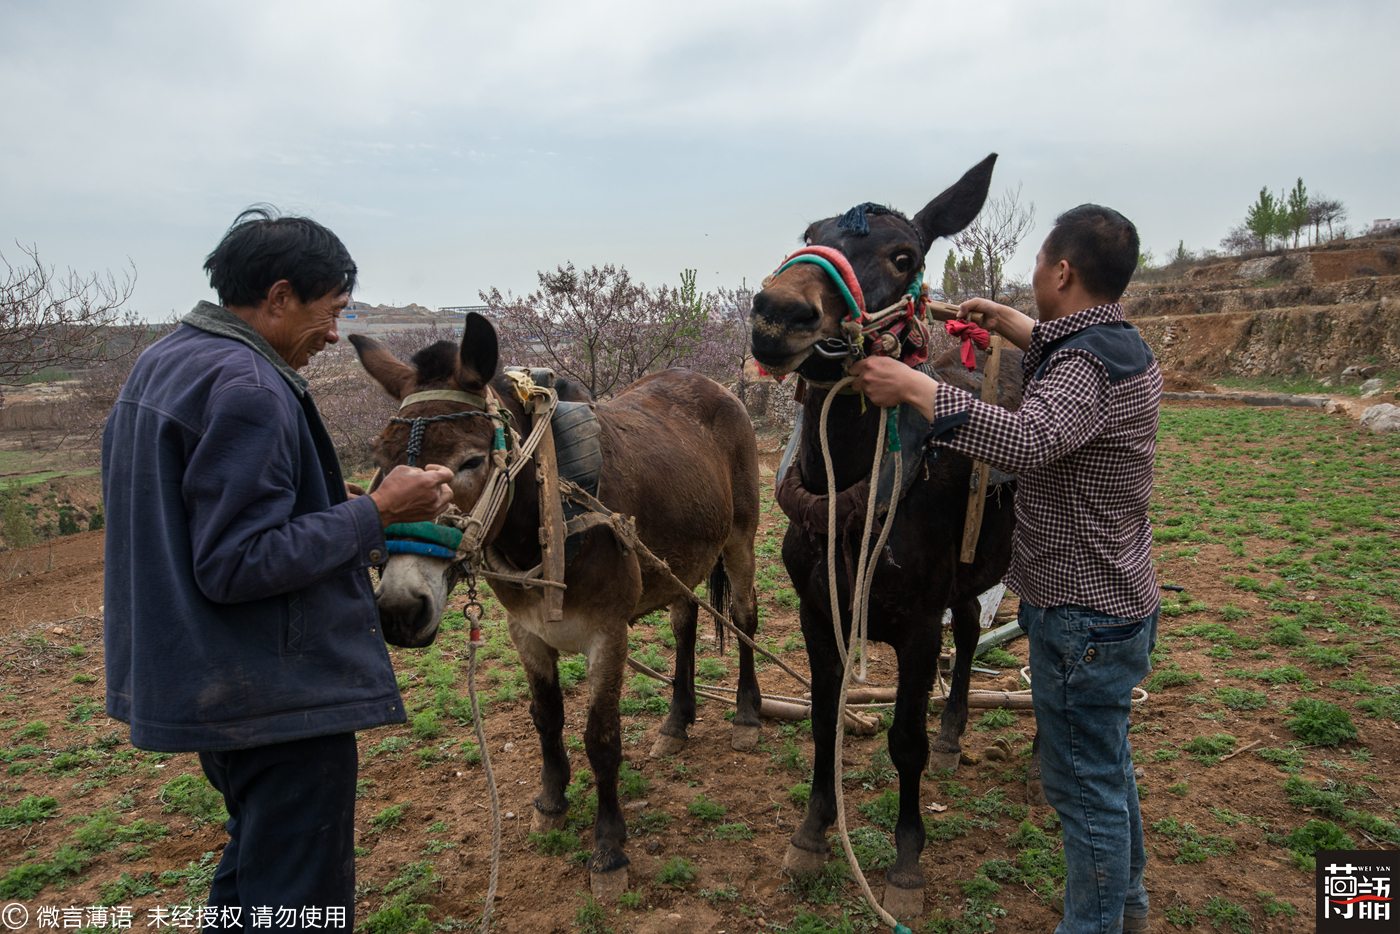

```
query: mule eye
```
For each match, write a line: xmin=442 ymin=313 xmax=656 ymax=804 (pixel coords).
xmin=460 ymin=456 xmax=486 ymax=472
xmin=892 ymin=253 xmax=914 ymax=273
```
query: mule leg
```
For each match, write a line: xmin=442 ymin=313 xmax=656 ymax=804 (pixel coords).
xmin=882 ymin=638 xmax=938 ymax=920
xmin=726 ymin=539 xmax=762 ymax=751
xmin=929 ymin=599 xmax=978 ymax=773
xmin=584 ymin=624 xmax=630 ymax=899
xmin=650 ymin=599 xmax=697 ymax=759
xmin=783 ymin=603 xmax=840 ymax=878
xmin=510 ymin=619 xmax=571 ymax=834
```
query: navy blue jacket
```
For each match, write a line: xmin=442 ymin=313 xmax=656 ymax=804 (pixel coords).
xmin=103 ymin=303 xmax=404 ymax=751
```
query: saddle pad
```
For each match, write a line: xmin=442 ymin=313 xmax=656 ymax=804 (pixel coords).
xmin=552 ymin=401 xmax=603 ymax=566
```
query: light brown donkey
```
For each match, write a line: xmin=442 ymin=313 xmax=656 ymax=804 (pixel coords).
xmin=351 ymin=312 xmax=761 ymax=899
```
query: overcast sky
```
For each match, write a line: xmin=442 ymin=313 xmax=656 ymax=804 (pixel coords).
xmin=2 ymin=0 xmax=1397 ymax=319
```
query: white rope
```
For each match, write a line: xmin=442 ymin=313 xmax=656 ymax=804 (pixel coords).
xmin=814 ymin=375 xmax=909 ymax=932
xmin=466 ymin=629 xmax=501 ymax=933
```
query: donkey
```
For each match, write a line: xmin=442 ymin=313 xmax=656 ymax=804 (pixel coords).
xmin=748 ymin=155 xmax=1024 ymax=919
xmin=350 ymin=313 xmax=761 ymax=899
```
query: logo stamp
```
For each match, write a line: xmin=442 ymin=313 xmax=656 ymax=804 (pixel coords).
xmin=1317 ymin=850 xmax=1398 ymax=933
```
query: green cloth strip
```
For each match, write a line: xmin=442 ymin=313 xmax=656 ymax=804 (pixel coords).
xmin=777 ymin=255 xmax=864 ymax=322
xmin=383 ymin=522 xmax=464 ymax=550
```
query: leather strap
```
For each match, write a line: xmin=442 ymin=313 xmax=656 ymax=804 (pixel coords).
xmin=399 ymin=389 xmax=487 ymax=410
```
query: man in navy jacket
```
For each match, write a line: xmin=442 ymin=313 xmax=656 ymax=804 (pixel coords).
xmin=103 ymin=209 xmax=453 ymax=931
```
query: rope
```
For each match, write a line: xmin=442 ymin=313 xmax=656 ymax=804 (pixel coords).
xmin=466 ymin=621 xmax=502 ymax=934
xmin=813 ymin=377 xmax=909 ymax=932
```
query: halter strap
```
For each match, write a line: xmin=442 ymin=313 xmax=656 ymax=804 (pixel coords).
xmin=399 ymin=389 xmax=489 ymax=410
xmin=774 ymin=246 xmax=867 ymax=321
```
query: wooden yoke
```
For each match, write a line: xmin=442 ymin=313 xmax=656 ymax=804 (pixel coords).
xmin=533 ymin=422 xmax=567 ymax=621
xmin=959 ymin=334 xmax=1003 ymax=563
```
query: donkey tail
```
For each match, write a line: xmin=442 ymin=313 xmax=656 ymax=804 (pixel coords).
xmin=706 ymin=557 xmax=732 ymax=656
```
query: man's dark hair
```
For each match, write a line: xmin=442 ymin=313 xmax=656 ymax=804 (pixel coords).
xmin=203 ymin=206 xmax=357 ymax=308
xmin=1042 ymin=204 xmax=1140 ymax=301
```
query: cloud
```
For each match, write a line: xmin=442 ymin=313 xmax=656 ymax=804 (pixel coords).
xmin=1 ymin=0 xmax=1397 ymax=314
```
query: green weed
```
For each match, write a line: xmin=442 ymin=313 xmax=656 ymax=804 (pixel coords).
xmin=1287 ymin=698 xmax=1358 ymax=746
xmin=656 ymin=856 xmax=696 ymax=889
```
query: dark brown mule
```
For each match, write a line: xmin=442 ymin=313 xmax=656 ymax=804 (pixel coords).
xmin=351 ymin=314 xmax=761 ymax=899
xmin=748 ymin=155 xmax=1023 ymax=920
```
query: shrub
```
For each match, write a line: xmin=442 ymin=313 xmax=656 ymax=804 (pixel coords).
xmin=528 ymin=829 xmax=581 ymax=856
xmin=686 ymin=795 xmax=725 ymax=822
xmin=656 ymin=856 xmax=696 ymax=889
xmin=157 ymin=774 xmax=228 ymax=826
xmin=1286 ymin=819 xmax=1353 ymax=855
xmin=1287 ymin=698 xmax=1358 ymax=746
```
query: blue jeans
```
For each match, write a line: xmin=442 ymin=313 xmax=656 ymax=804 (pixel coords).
xmin=1020 ymin=602 xmax=1158 ymax=934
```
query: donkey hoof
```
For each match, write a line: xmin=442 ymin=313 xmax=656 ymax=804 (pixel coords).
xmin=882 ymin=882 xmax=925 ymax=921
xmin=927 ymin=748 xmax=961 ymax=773
xmin=530 ymin=807 xmax=567 ymax=835
xmin=782 ymin=844 xmax=828 ymax=878
xmin=1026 ymin=775 xmax=1049 ymax=807
xmin=730 ymin=724 xmax=760 ymax=752
xmin=649 ymin=733 xmax=687 ymax=759
xmin=590 ymin=865 xmax=629 ymax=901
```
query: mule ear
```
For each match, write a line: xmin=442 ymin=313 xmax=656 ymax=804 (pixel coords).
xmin=913 ymin=153 xmax=998 ymax=251
xmin=349 ymin=333 xmax=416 ymax=401
xmin=458 ymin=312 xmax=499 ymax=388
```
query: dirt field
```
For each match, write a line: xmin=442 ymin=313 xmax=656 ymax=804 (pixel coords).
xmin=2 ymin=400 xmax=1398 ymax=933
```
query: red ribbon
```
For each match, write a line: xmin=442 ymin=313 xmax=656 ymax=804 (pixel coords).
xmin=945 ymin=320 xmax=990 ymax=370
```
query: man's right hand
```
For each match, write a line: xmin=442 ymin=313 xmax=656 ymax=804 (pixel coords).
xmin=960 ymin=298 xmax=1035 ymax=352
xmin=370 ymin=464 xmax=454 ymax=527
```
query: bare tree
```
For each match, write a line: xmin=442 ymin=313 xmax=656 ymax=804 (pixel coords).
xmin=1 ymin=245 xmax=137 ymax=405
xmin=1309 ymin=197 xmax=1348 ymax=242
xmin=481 ymin=262 xmax=708 ymax=399
xmin=948 ymin=184 xmax=1036 ymax=303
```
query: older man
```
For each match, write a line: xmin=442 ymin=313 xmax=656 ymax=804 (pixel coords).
xmin=103 ymin=209 xmax=452 ymax=931
xmin=852 ymin=204 xmax=1162 ymax=934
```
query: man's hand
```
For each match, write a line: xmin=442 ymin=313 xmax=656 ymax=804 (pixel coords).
xmin=960 ymin=297 xmax=1035 ymax=352
xmin=849 ymin=356 xmax=939 ymax=421
xmin=369 ymin=464 xmax=454 ymax=528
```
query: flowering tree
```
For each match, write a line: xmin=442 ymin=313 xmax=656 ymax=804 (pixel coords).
xmin=688 ymin=284 xmax=756 ymax=404
xmin=304 ymin=324 xmax=457 ymax=471
xmin=481 ymin=263 xmax=710 ymax=399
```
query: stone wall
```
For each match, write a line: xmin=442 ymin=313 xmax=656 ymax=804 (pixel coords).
xmin=1136 ymin=298 xmax=1400 ymax=379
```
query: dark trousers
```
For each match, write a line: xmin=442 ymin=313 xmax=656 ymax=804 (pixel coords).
xmin=198 ymin=732 xmax=358 ymax=932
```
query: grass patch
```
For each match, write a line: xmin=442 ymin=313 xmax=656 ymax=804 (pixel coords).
xmin=1287 ymin=698 xmax=1358 ymax=746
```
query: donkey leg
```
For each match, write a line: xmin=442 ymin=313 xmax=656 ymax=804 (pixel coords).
xmin=510 ymin=620 xmax=571 ymax=834
xmin=585 ymin=626 xmax=631 ymax=899
xmin=883 ymin=642 xmax=936 ymax=921
xmin=929 ymin=599 xmax=979 ymax=773
xmin=784 ymin=605 xmax=840 ymax=878
xmin=650 ymin=599 xmax=697 ymax=759
xmin=726 ymin=542 xmax=762 ymax=752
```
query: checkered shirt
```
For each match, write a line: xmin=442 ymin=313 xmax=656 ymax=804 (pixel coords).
xmin=927 ymin=302 xmax=1163 ymax=618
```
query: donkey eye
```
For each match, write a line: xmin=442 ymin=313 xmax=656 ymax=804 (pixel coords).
xmin=460 ymin=456 xmax=486 ymax=472
xmin=892 ymin=253 xmax=914 ymax=273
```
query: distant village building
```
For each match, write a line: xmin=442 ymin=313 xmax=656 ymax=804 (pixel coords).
xmin=1373 ymin=218 xmax=1399 ymax=234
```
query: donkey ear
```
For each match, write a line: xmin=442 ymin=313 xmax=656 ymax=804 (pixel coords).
xmin=913 ymin=153 xmax=998 ymax=251
xmin=458 ymin=312 xmax=499 ymax=388
xmin=349 ymin=333 xmax=416 ymax=401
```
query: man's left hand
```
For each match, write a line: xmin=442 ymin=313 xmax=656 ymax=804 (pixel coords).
xmin=849 ymin=356 xmax=939 ymax=420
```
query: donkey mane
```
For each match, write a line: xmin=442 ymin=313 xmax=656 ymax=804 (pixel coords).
xmin=409 ymin=341 xmax=461 ymax=383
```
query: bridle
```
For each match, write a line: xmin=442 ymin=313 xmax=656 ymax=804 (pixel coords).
xmin=377 ymin=375 xmax=559 ymax=579
xmin=388 ymin=388 xmax=510 ymax=469
xmin=761 ymin=240 xmax=934 ymax=370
